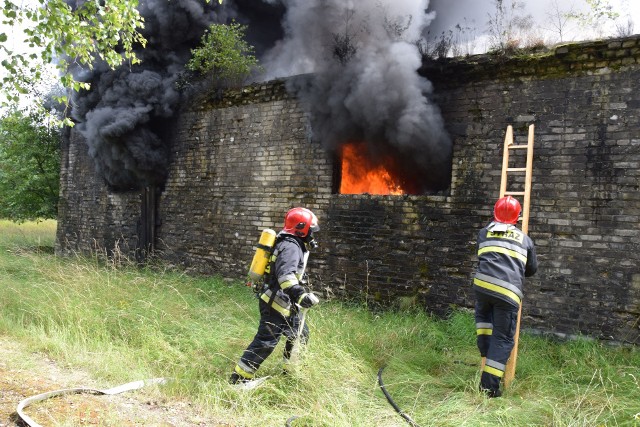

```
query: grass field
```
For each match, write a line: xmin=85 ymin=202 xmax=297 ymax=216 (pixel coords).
xmin=0 ymin=220 xmax=638 ymax=426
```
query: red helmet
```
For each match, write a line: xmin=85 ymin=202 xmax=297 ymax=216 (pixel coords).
xmin=283 ymin=207 xmax=320 ymax=238
xmin=494 ymin=196 xmax=521 ymax=224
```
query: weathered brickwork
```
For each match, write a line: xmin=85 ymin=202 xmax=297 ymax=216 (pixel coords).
xmin=56 ymin=36 xmax=640 ymax=344
xmin=420 ymin=36 xmax=640 ymax=344
xmin=157 ymin=82 xmax=334 ymax=274
xmin=57 ymin=131 xmax=141 ymax=257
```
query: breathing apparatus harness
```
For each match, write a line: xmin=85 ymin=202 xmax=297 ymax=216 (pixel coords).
xmin=263 ymin=234 xmax=314 ymax=316
xmin=246 ymin=228 xmax=418 ymax=427
xmin=261 ymin=238 xmax=282 ymax=309
xmin=247 ymin=229 xmax=316 ymax=318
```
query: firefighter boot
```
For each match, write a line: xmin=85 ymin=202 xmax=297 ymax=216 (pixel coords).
xmin=479 ymin=371 xmax=502 ymax=398
xmin=478 ymin=384 xmax=502 ymax=398
xmin=229 ymin=372 xmax=248 ymax=385
xmin=480 ymin=386 xmax=502 ymax=398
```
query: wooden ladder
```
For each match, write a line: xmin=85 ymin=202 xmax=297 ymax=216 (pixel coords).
xmin=500 ymin=124 xmax=535 ymax=388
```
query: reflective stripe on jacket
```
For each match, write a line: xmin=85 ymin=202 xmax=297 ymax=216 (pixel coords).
xmin=474 ymin=221 xmax=538 ymax=306
xmin=262 ymin=233 xmax=309 ymax=317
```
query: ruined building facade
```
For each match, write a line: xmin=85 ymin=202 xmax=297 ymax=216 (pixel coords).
xmin=57 ymin=36 xmax=640 ymax=345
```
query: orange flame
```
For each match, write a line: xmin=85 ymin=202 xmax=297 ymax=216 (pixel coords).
xmin=339 ymin=142 xmax=405 ymax=195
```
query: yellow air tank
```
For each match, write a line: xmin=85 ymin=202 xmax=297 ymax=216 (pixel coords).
xmin=247 ymin=228 xmax=277 ymax=283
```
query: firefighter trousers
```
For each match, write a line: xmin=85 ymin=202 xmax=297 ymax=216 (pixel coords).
xmin=474 ymin=290 xmax=519 ymax=393
xmin=234 ymin=299 xmax=309 ymax=380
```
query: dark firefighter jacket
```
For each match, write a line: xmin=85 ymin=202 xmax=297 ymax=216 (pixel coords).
xmin=260 ymin=233 xmax=311 ymax=317
xmin=474 ymin=221 xmax=538 ymax=307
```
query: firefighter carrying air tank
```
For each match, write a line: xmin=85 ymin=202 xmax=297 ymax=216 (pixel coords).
xmin=230 ymin=207 xmax=321 ymax=385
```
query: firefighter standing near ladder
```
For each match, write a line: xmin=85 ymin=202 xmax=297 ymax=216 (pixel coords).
xmin=474 ymin=196 xmax=538 ymax=397
xmin=230 ymin=207 xmax=321 ymax=385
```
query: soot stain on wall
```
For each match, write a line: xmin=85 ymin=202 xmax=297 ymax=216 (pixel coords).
xmin=57 ymin=37 xmax=640 ymax=345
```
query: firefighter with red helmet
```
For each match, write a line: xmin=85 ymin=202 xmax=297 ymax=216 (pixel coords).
xmin=474 ymin=196 xmax=538 ymax=397
xmin=230 ymin=207 xmax=321 ymax=385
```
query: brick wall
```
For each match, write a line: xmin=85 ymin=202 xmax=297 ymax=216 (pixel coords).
xmin=56 ymin=36 xmax=640 ymax=344
xmin=156 ymin=82 xmax=334 ymax=273
xmin=57 ymin=131 xmax=141 ymax=257
xmin=420 ymin=36 xmax=640 ymax=343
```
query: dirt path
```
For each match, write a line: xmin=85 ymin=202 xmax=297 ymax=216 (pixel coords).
xmin=0 ymin=336 xmax=231 ymax=426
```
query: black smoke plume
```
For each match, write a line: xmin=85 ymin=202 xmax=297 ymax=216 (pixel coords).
xmin=70 ymin=0 xmax=452 ymax=193
xmin=69 ymin=0 xmax=228 ymax=190
xmin=259 ymin=0 xmax=452 ymax=193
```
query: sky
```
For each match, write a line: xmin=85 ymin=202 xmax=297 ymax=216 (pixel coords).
xmin=1 ymin=0 xmax=639 ymax=111
xmin=3 ymin=0 xmax=640 ymax=73
xmin=428 ymin=0 xmax=640 ymax=53
xmin=3 ymin=0 xmax=640 ymax=51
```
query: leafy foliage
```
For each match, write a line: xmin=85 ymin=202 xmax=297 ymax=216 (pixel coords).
xmin=0 ymin=0 xmax=146 ymax=110
xmin=186 ymin=21 xmax=261 ymax=87
xmin=0 ymin=0 xmax=223 ymax=121
xmin=0 ymin=109 xmax=60 ymax=220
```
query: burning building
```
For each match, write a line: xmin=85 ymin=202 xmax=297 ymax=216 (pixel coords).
xmin=56 ymin=0 xmax=640 ymax=345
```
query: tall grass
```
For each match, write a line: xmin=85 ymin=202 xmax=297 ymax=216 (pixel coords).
xmin=0 ymin=219 xmax=56 ymax=249
xmin=0 ymin=221 xmax=638 ymax=426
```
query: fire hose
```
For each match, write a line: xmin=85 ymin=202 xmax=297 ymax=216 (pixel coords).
xmin=287 ymin=367 xmax=422 ymax=427
xmin=285 ymin=415 xmax=300 ymax=426
xmin=16 ymin=377 xmax=170 ymax=427
xmin=377 ymin=366 xmax=421 ymax=427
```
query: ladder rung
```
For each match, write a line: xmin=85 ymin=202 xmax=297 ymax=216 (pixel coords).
xmin=508 ymin=144 xmax=529 ymax=149
xmin=507 ymin=167 xmax=527 ymax=172
xmin=504 ymin=191 xmax=526 ymax=196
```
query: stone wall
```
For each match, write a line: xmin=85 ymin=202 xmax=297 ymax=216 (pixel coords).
xmin=56 ymin=36 xmax=640 ymax=344
xmin=57 ymin=131 xmax=141 ymax=258
xmin=156 ymin=83 xmax=334 ymax=274
xmin=419 ymin=36 xmax=640 ymax=343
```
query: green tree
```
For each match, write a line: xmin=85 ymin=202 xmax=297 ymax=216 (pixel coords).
xmin=1 ymin=0 xmax=146 ymax=111
xmin=0 ymin=109 xmax=60 ymax=220
xmin=0 ymin=0 xmax=223 ymax=121
xmin=186 ymin=21 xmax=261 ymax=87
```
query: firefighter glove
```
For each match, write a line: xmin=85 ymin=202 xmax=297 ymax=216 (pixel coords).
xmin=299 ymin=292 xmax=320 ymax=308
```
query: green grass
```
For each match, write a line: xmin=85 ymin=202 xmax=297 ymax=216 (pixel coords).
xmin=0 ymin=220 xmax=639 ymax=426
